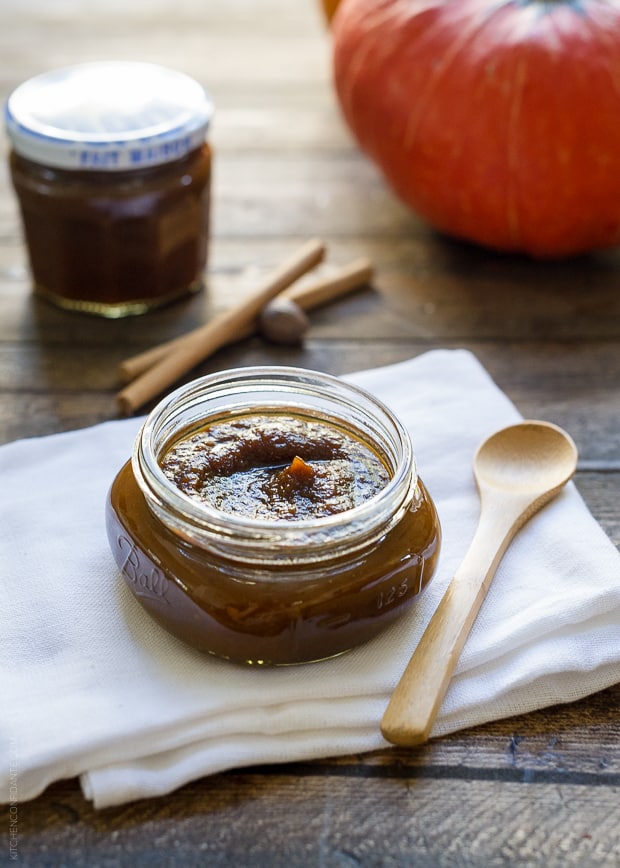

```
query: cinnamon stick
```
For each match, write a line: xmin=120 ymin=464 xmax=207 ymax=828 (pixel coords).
xmin=284 ymin=257 xmax=373 ymax=310
xmin=117 ymin=257 xmax=373 ymax=384
xmin=116 ymin=238 xmax=325 ymax=414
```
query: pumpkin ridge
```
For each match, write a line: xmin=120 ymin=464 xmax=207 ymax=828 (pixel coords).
xmin=505 ymin=55 xmax=528 ymax=247
xmin=401 ymin=3 xmax=512 ymax=151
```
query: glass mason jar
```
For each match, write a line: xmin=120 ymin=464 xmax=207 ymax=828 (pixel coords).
xmin=5 ymin=62 xmax=214 ymax=317
xmin=106 ymin=367 xmax=441 ymax=665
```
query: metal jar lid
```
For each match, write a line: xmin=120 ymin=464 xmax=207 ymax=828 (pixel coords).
xmin=4 ymin=61 xmax=214 ymax=171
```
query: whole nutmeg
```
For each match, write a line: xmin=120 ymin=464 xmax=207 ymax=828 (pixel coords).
xmin=258 ymin=298 xmax=310 ymax=345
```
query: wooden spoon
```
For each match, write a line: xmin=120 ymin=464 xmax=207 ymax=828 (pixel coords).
xmin=381 ymin=420 xmax=578 ymax=747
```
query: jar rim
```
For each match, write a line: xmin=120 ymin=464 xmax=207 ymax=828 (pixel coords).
xmin=133 ymin=367 xmax=417 ymax=562
xmin=5 ymin=61 xmax=213 ymax=171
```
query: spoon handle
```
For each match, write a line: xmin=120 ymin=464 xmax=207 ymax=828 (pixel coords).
xmin=380 ymin=489 xmax=541 ymax=747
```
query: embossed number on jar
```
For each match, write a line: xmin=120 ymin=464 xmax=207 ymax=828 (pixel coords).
xmin=377 ymin=580 xmax=409 ymax=610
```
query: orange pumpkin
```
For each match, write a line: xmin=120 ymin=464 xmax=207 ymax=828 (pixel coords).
xmin=332 ymin=0 xmax=620 ymax=257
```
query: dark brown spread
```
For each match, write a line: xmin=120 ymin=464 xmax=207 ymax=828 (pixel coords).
xmin=160 ymin=414 xmax=390 ymax=520
xmin=9 ymin=143 xmax=211 ymax=316
xmin=106 ymin=407 xmax=441 ymax=665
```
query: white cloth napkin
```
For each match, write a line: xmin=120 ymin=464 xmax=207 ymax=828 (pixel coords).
xmin=1 ymin=350 xmax=619 ymax=809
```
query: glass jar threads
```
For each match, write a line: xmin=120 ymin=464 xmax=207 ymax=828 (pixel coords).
xmin=5 ymin=61 xmax=214 ymax=317
xmin=106 ymin=367 xmax=441 ymax=666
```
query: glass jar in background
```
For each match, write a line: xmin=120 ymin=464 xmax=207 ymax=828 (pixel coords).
xmin=106 ymin=366 xmax=442 ymax=665
xmin=5 ymin=61 xmax=214 ymax=317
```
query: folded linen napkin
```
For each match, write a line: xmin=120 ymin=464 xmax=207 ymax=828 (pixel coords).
xmin=1 ymin=349 xmax=619 ymax=809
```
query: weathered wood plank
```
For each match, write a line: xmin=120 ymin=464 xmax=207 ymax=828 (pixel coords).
xmin=5 ymin=768 xmax=619 ymax=868
xmin=3 ymin=231 xmax=620 ymax=346
xmin=1 ymin=339 xmax=619 ymax=460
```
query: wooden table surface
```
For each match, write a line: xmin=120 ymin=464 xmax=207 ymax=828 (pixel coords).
xmin=1 ymin=1 xmax=619 ymax=865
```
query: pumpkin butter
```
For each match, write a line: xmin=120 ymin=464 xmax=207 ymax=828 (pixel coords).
xmin=106 ymin=368 xmax=441 ymax=665
xmin=6 ymin=62 xmax=213 ymax=317
xmin=160 ymin=414 xmax=390 ymax=520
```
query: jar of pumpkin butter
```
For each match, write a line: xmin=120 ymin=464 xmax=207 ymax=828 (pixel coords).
xmin=5 ymin=61 xmax=213 ymax=317
xmin=106 ymin=367 xmax=441 ymax=665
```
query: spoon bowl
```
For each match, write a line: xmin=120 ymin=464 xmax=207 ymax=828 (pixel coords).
xmin=474 ymin=421 xmax=578 ymax=496
xmin=381 ymin=419 xmax=578 ymax=747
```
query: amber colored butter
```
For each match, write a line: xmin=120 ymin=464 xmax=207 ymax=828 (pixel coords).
xmin=160 ymin=413 xmax=390 ymax=520
xmin=105 ymin=368 xmax=442 ymax=665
